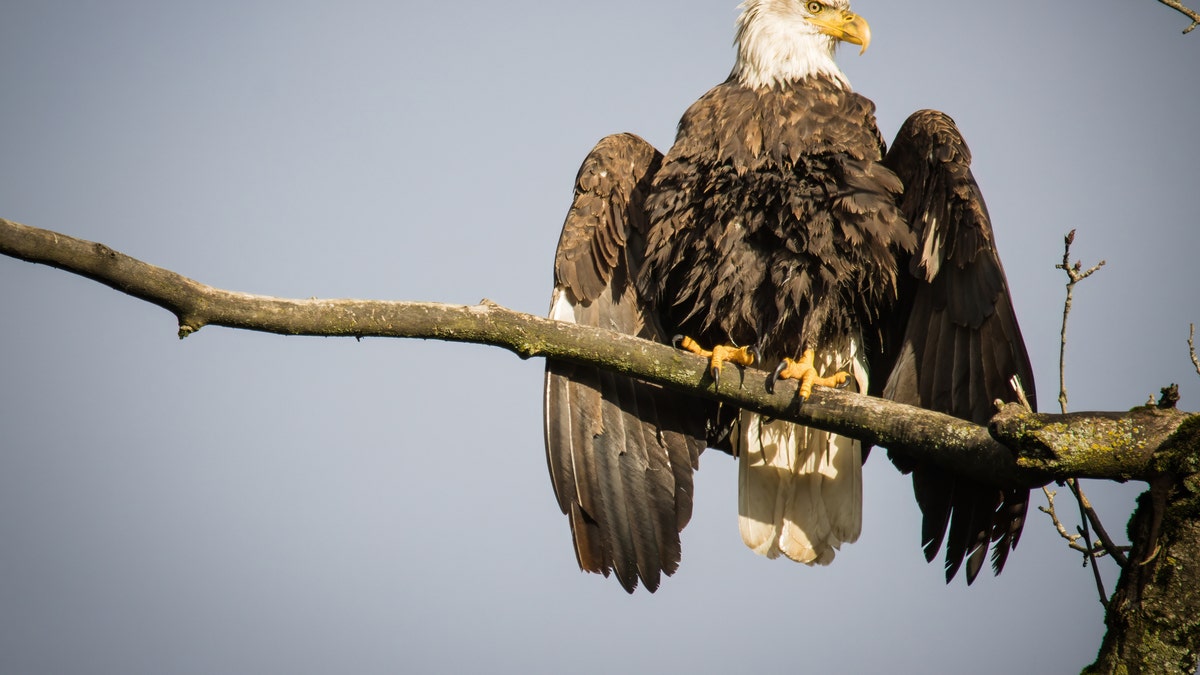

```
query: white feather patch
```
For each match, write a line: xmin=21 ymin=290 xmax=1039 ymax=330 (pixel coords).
xmin=548 ymin=286 xmax=577 ymax=323
xmin=737 ymin=335 xmax=867 ymax=566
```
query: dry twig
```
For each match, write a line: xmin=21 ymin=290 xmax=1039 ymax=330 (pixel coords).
xmin=1068 ymin=482 xmax=1129 ymax=568
xmin=1158 ymin=0 xmax=1200 ymax=33
xmin=1038 ymin=489 xmax=1130 ymax=558
xmin=1039 ymin=488 xmax=1088 ymax=551
xmin=1052 ymin=230 xmax=1120 ymax=604
xmin=1056 ymin=229 xmax=1107 ymax=415
xmin=1189 ymin=323 xmax=1199 ymax=378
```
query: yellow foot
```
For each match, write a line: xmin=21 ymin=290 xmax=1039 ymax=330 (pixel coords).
xmin=765 ymin=348 xmax=849 ymax=399
xmin=673 ymin=335 xmax=756 ymax=384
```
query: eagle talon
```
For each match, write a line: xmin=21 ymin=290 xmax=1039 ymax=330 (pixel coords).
xmin=672 ymin=335 xmax=755 ymax=386
xmin=767 ymin=349 xmax=850 ymax=400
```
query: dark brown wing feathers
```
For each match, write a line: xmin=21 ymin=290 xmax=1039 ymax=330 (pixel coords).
xmin=553 ymin=134 xmax=659 ymax=305
xmin=881 ymin=110 xmax=1037 ymax=584
xmin=544 ymin=133 xmax=706 ymax=593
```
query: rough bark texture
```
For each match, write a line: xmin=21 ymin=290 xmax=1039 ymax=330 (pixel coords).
xmin=991 ymin=404 xmax=1196 ymax=480
xmin=1085 ymin=415 xmax=1200 ymax=674
xmin=4 ymin=215 xmax=1200 ymax=671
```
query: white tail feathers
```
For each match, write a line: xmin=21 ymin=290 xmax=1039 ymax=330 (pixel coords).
xmin=737 ymin=338 xmax=868 ymax=566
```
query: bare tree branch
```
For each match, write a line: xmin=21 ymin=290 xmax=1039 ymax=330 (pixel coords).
xmin=2 ymin=217 xmax=1196 ymax=488
xmin=1056 ymin=229 xmax=1107 ymax=415
xmin=1069 ymin=480 xmax=1130 ymax=568
xmin=1158 ymin=0 xmax=1200 ymax=33
xmin=1039 ymin=487 xmax=1097 ymax=554
xmin=1190 ymin=323 xmax=1200 ymax=378
xmin=1039 ymin=488 xmax=1131 ymax=563
xmin=1067 ymin=476 xmax=1111 ymax=605
xmin=1051 ymin=229 xmax=1125 ymax=602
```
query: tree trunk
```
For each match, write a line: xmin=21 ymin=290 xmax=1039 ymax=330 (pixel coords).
xmin=1086 ymin=416 xmax=1200 ymax=673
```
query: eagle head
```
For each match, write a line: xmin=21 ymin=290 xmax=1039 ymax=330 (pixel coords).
xmin=732 ymin=0 xmax=872 ymax=90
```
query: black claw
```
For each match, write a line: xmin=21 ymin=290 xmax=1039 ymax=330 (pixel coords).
xmin=710 ymin=364 xmax=721 ymax=386
xmin=765 ymin=360 xmax=788 ymax=395
xmin=748 ymin=345 xmax=763 ymax=365
xmin=671 ymin=335 xmax=685 ymax=349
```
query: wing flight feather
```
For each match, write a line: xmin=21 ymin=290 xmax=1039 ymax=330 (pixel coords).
xmin=881 ymin=110 xmax=1037 ymax=584
xmin=544 ymin=133 xmax=707 ymax=593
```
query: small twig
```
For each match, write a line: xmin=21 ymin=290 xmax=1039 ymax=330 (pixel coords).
xmin=1040 ymin=488 xmax=1085 ymax=550
xmin=1189 ymin=324 xmax=1200 ymax=378
xmin=1070 ymin=479 xmax=1109 ymax=605
xmin=1056 ymin=229 xmax=1107 ymax=415
xmin=1158 ymin=0 xmax=1200 ymax=33
xmin=1039 ymin=488 xmax=1109 ymax=557
xmin=1052 ymin=230 xmax=1116 ymax=605
xmin=1070 ymin=480 xmax=1129 ymax=568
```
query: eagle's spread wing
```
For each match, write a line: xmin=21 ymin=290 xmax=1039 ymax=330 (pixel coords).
xmin=544 ymin=133 xmax=708 ymax=593
xmin=880 ymin=110 xmax=1037 ymax=584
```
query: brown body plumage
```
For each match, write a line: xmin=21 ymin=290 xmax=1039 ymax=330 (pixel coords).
xmin=640 ymin=75 xmax=911 ymax=363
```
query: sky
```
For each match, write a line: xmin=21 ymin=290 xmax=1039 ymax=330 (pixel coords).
xmin=1 ymin=1 xmax=1197 ymax=673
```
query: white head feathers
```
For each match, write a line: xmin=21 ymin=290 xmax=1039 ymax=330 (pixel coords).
xmin=731 ymin=0 xmax=866 ymax=90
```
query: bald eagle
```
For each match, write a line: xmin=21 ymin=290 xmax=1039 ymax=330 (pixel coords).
xmin=544 ymin=0 xmax=1035 ymax=592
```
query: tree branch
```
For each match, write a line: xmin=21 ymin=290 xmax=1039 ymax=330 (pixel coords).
xmin=1051 ymin=229 xmax=1124 ymax=602
xmin=1068 ymin=480 xmax=1130 ymax=568
xmin=1158 ymin=0 xmax=1200 ymax=33
xmin=1056 ymin=229 xmax=1106 ymax=415
xmin=1189 ymin=323 xmax=1199 ymax=379
xmin=2 ymin=217 xmax=1196 ymax=487
xmin=1036 ymin=485 xmax=1128 ymax=559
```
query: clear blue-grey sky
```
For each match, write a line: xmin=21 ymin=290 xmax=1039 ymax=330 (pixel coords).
xmin=1 ymin=1 xmax=1197 ymax=673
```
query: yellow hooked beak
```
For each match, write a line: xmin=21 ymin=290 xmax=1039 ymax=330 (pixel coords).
xmin=806 ymin=7 xmax=872 ymax=55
